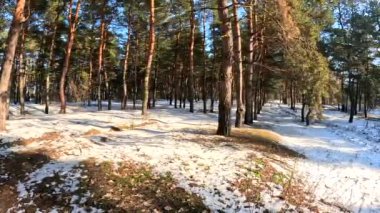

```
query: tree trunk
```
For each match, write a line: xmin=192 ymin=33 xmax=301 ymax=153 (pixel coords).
xmin=133 ymin=36 xmax=139 ymax=110
xmin=202 ymin=1 xmax=207 ymax=114
xmin=19 ymin=27 xmax=26 ymax=115
xmin=349 ymin=77 xmax=355 ymax=123
xmin=142 ymin=0 xmax=155 ymax=115
xmin=121 ymin=9 xmax=131 ymax=110
xmin=355 ymin=79 xmax=359 ymax=115
xmin=364 ymin=91 xmax=368 ymax=118
xmin=173 ymin=29 xmax=181 ymax=109
xmin=188 ymin=0 xmax=195 ymax=113
xmin=121 ymin=38 xmax=130 ymax=110
xmin=244 ymin=0 xmax=255 ymax=124
xmin=210 ymin=17 xmax=218 ymax=114
xmin=290 ymin=80 xmax=294 ymax=110
xmin=306 ymin=107 xmax=312 ymax=126
xmin=59 ymin=0 xmax=81 ymax=114
xmin=88 ymin=48 xmax=93 ymax=106
xmin=0 ymin=0 xmax=27 ymax=131
xmin=301 ymin=94 xmax=305 ymax=122
xmin=216 ymin=0 xmax=233 ymax=136
xmin=46 ymin=1 xmax=61 ymax=114
xmin=152 ymin=59 xmax=158 ymax=108
xmin=283 ymin=81 xmax=288 ymax=104
xmin=232 ymin=0 xmax=245 ymax=127
xmin=97 ymin=0 xmax=107 ymax=111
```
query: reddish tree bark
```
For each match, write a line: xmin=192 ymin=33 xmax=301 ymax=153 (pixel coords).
xmin=142 ymin=0 xmax=156 ymax=115
xmin=59 ymin=0 xmax=81 ymax=114
xmin=0 ymin=0 xmax=27 ymax=131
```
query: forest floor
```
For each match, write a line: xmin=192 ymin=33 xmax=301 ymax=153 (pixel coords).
xmin=0 ymin=101 xmax=379 ymax=212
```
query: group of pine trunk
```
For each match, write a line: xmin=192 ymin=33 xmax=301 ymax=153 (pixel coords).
xmin=0 ymin=0 xmax=271 ymax=136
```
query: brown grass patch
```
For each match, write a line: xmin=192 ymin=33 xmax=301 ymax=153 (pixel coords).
xmin=233 ymin=128 xmax=282 ymax=144
xmin=115 ymin=119 xmax=158 ymax=130
xmin=80 ymin=159 xmax=209 ymax=212
xmin=281 ymin=179 xmax=319 ymax=212
xmin=83 ymin=128 xmax=102 ymax=136
xmin=232 ymin=128 xmax=304 ymax=158
xmin=0 ymin=151 xmax=51 ymax=211
xmin=234 ymin=157 xmax=318 ymax=211
xmin=17 ymin=132 xmax=61 ymax=146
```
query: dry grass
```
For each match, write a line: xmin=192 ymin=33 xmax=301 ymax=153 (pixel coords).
xmin=80 ymin=159 xmax=209 ymax=212
xmin=16 ymin=132 xmax=61 ymax=146
xmin=115 ymin=119 xmax=158 ymax=130
xmin=83 ymin=128 xmax=102 ymax=136
xmin=234 ymin=157 xmax=318 ymax=212
xmin=232 ymin=128 xmax=282 ymax=144
xmin=0 ymin=151 xmax=51 ymax=212
xmin=232 ymin=128 xmax=304 ymax=158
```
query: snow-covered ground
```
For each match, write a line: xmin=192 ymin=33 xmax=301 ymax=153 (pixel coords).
xmin=257 ymin=102 xmax=380 ymax=212
xmin=1 ymin=100 xmax=380 ymax=212
xmin=1 ymin=101 xmax=303 ymax=212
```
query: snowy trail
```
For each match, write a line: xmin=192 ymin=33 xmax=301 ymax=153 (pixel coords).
xmin=257 ymin=103 xmax=380 ymax=212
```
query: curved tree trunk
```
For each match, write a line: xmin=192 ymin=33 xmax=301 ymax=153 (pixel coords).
xmin=216 ymin=0 xmax=234 ymax=136
xmin=0 ymin=0 xmax=27 ymax=131
xmin=142 ymin=0 xmax=156 ymax=115
xmin=59 ymin=0 xmax=81 ymax=114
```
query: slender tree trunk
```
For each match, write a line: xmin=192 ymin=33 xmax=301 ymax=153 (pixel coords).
xmin=142 ymin=0 xmax=155 ymax=115
xmin=152 ymin=61 xmax=158 ymax=108
xmin=210 ymin=19 xmax=218 ymax=113
xmin=245 ymin=0 xmax=255 ymax=124
xmin=97 ymin=0 xmax=107 ymax=111
xmin=46 ymin=1 xmax=61 ymax=114
xmin=283 ymin=81 xmax=288 ymax=104
xmin=173 ymin=29 xmax=181 ymax=109
xmin=0 ymin=0 xmax=27 ymax=131
xmin=358 ymin=91 xmax=362 ymax=112
xmin=349 ymin=77 xmax=355 ymax=123
xmin=121 ymin=10 xmax=131 ymax=110
xmin=88 ymin=48 xmax=93 ymax=106
xmin=354 ymin=79 xmax=359 ymax=115
xmin=232 ymin=0 xmax=245 ymax=127
xmin=188 ymin=0 xmax=195 ymax=113
xmin=216 ymin=0 xmax=233 ymax=136
xmin=253 ymin=71 xmax=261 ymax=120
xmin=202 ymin=1 xmax=207 ymax=114
xmin=364 ymin=91 xmax=368 ymax=118
xmin=133 ymin=36 xmax=139 ymax=110
xmin=306 ymin=107 xmax=312 ymax=126
xmin=59 ymin=0 xmax=81 ymax=114
xmin=121 ymin=38 xmax=131 ymax=110
xmin=19 ymin=27 xmax=26 ymax=115
xmin=301 ymin=94 xmax=305 ymax=122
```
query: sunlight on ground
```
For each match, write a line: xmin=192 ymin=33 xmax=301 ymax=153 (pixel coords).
xmin=232 ymin=128 xmax=282 ymax=144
